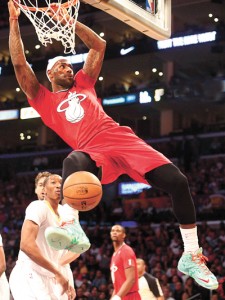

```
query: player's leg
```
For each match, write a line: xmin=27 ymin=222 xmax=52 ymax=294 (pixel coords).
xmin=45 ymin=203 xmax=91 ymax=254
xmin=46 ymin=151 xmax=96 ymax=254
xmin=62 ymin=151 xmax=101 ymax=196
xmin=145 ymin=163 xmax=218 ymax=290
xmin=9 ymin=263 xmax=54 ymax=300
xmin=145 ymin=163 xmax=196 ymax=224
xmin=0 ymin=273 xmax=10 ymax=300
xmin=9 ymin=264 xmax=35 ymax=300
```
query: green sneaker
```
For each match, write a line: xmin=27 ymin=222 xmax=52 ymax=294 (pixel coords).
xmin=45 ymin=220 xmax=91 ymax=254
xmin=178 ymin=248 xmax=218 ymax=290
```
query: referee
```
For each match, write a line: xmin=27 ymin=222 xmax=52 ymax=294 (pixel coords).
xmin=137 ymin=258 xmax=164 ymax=300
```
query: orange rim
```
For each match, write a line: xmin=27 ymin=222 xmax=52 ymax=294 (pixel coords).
xmin=13 ymin=0 xmax=79 ymax=12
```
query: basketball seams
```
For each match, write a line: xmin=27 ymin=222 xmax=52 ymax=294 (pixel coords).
xmin=63 ymin=183 xmax=102 ymax=199
xmin=63 ymin=182 xmax=101 ymax=189
xmin=64 ymin=192 xmax=102 ymax=200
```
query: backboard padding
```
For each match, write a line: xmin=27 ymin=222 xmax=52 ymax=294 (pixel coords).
xmin=82 ymin=0 xmax=171 ymax=40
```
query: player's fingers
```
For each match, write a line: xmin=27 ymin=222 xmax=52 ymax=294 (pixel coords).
xmin=71 ymin=287 xmax=76 ymax=300
xmin=61 ymin=279 xmax=70 ymax=295
xmin=8 ymin=0 xmax=15 ymax=11
xmin=50 ymin=2 xmax=59 ymax=8
xmin=9 ymin=0 xmax=20 ymax=11
xmin=67 ymin=285 xmax=76 ymax=300
xmin=71 ymin=289 xmax=76 ymax=300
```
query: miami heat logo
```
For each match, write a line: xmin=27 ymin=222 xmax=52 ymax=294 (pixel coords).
xmin=110 ymin=263 xmax=118 ymax=284
xmin=57 ymin=91 xmax=87 ymax=123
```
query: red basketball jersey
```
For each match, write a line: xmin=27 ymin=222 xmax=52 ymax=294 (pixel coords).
xmin=110 ymin=244 xmax=140 ymax=297
xmin=28 ymin=69 xmax=170 ymax=185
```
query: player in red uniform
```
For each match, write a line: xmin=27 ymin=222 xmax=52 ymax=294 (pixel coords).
xmin=110 ymin=225 xmax=141 ymax=300
xmin=8 ymin=0 xmax=218 ymax=290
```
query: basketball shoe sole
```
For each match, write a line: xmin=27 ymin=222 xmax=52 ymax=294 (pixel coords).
xmin=45 ymin=221 xmax=91 ymax=254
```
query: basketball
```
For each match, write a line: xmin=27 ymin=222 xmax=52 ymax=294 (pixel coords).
xmin=63 ymin=171 xmax=102 ymax=211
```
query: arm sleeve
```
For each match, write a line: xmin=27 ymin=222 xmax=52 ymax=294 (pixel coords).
xmin=25 ymin=201 xmax=47 ymax=226
xmin=121 ymin=246 xmax=136 ymax=269
xmin=27 ymin=84 xmax=54 ymax=123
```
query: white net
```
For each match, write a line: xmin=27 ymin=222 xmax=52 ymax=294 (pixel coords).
xmin=15 ymin=0 xmax=80 ymax=54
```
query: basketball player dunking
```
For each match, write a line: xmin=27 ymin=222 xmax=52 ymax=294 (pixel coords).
xmin=8 ymin=0 xmax=218 ymax=290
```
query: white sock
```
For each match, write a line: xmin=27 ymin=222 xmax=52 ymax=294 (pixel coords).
xmin=180 ymin=227 xmax=199 ymax=253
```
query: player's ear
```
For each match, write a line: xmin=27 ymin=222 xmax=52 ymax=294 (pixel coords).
xmin=47 ymin=70 xmax=53 ymax=82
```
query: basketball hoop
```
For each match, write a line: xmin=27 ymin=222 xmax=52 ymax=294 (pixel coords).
xmin=13 ymin=0 xmax=80 ymax=54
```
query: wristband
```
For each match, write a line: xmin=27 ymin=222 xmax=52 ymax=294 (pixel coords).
xmin=111 ymin=296 xmax=121 ymax=300
xmin=9 ymin=17 xmax=18 ymax=20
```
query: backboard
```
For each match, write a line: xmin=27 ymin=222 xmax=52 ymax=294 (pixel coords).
xmin=82 ymin=0 xmax=171 ymax=40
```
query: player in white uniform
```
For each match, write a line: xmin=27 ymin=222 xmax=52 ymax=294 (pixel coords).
xmin=34 ymin=171 xmax=91 ymax=255
xmin=9 ymin=174 xmax=77 ymax=300
xmin=33 ymin=171 xmax=80 ymax=291
xmin=0 ymin=234 xmax=10 ymax=300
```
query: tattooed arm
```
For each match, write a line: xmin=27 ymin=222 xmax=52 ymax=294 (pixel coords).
xmin=49 ymin=5 xmax=106 ymax=81
xmin=75 ymin=21 xmax=106 ymax=81
xmin=8 ymin=0 xmax=40 ymax=100
xmin=46 ymin=3 xmax=106 ymax=81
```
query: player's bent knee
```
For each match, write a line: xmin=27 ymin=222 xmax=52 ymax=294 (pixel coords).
xmin=63 ymin=151 xmax=100 ymax=179
xmin=63 ymin=151 xmax=87 ymax=170
xmin=169 ymin=168 xmax=189 ymax=192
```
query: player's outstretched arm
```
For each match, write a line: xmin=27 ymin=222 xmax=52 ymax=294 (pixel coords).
xmin=8 ymin=0 xmax=40 ymax=100
xmin=48 ymin=4 xmax=106 ymax=81
xmin=75 ymin=21 xmax=106 ymax=81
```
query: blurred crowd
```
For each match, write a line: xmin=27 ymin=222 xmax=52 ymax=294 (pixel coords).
xmin=0 ymin=70 xmax=224 ymax=111
xmin=0 ymin=0 xmax=224 ymax=111
xmin=2 ymin=212 xmax=225 ymax=299
xmin=1 ymin=132 xmax=225 ymax=176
